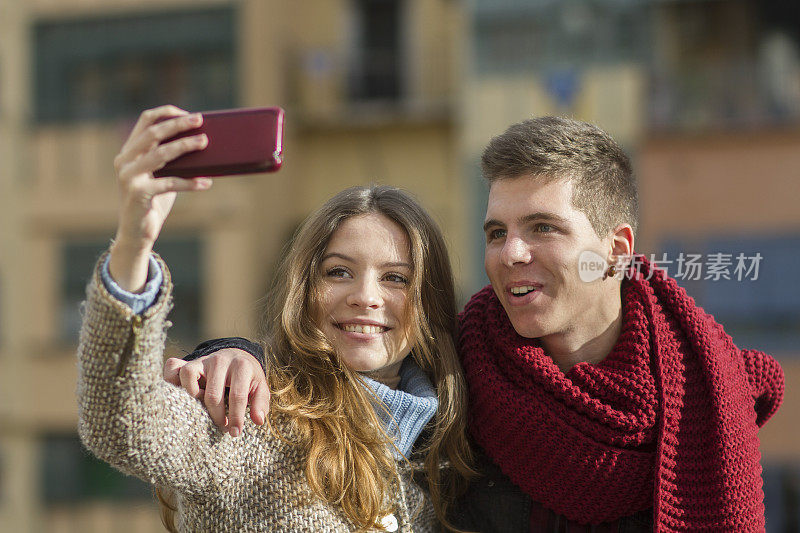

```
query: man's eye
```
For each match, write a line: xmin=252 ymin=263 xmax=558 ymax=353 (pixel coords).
xmin=535 ymin=224 xmax=554 ymax=233
xmin=487 ymin=228 xmax=506 ymax=241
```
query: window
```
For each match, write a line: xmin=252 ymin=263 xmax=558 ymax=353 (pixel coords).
xmin=648 ymin=1 xmax=800 ymax=130
xmin=348 ymin=0 xmax=403 ymax=101
xmin=34 ymin=7 xmax=236 ymax=123
xmin=61 ymin=236 xmax=203 ymax=349
xmin=473 ymin=2 xmax=650 ymax=76
xmin=660 ymin=235 xmax=800 ymax=355
xmin=152 ymin=237 xmax=204 ymax=348
xmin=41 ymin=434 xmax=152 ymax=502
xmin=467 ymin=160 xmax=490 ymax=303
xmin=62 ymin=239 xmax=111 ymax=344
xmin=763 ymin=463 xmax=800 ymax=530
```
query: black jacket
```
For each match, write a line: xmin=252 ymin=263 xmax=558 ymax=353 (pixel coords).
xmin=450 ymin=448 xmax=652 ymax=532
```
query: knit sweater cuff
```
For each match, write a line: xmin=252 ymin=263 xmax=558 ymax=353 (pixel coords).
xmin=100 ymin=254 xmax=163 ymax=315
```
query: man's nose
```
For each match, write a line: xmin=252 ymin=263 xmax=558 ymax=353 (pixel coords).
xmin=500 ymin=236 xmax=532 ymax=267
xmin=346 ymin=278 xmax=383 ymax=309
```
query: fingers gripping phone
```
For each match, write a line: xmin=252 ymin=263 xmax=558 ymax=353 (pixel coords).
xmin=154 ymin=107 xmax=284 ymax=178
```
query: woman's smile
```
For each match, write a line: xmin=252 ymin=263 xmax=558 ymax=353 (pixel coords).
xmin=336 ymin=321 xmax=390 ymax=335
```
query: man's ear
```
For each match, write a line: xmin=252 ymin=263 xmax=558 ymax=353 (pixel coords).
xmin=608 ymin=224 xmax=634 ymax=265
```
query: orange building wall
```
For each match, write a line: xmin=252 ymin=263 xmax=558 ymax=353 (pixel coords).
xmin=638 ymin=129 xmax=800 ymax=462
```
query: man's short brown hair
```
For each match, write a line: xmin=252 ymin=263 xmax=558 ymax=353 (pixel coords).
xmin=481 ymin=116 xmax=638 ymax=237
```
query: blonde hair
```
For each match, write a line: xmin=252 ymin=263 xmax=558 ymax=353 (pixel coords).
xmin=159 ymin=185 xmax=473 ymax=531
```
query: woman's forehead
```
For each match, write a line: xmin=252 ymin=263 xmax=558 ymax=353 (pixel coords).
xmin=324 ymin=213 xmax=412 ymax=265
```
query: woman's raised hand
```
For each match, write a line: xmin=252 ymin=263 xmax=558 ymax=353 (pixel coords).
xmin=109 ymin=105 xmax=211 ymax=292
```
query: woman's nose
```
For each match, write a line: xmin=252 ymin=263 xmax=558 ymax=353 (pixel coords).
xmin=346 ymin=278 xmax=383 ymax=309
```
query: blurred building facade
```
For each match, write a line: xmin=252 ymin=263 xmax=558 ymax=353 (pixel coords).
xmin=1 ymin=0 xmax=798 ymax=531
xmin=0 ymin=0 xmax=465 ymax=531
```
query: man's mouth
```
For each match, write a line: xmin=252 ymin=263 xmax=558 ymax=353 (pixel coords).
xmin=337 ymin=323 xmax=389 ymax=334
xmin=510 ymin=285 xmax=537 ymax=297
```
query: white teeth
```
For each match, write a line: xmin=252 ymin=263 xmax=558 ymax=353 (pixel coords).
xmin=510 ymin=285 xmax=536 ymax=295
xmin=341 ymin=324 xmax=386 ymax=334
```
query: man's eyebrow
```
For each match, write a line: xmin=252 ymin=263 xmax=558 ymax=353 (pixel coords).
xmin=483 ymin=212 xmax=569 ymax=233
xmin=520 ymin=212 xmax=570 ymax=226
xmin=483 ymin=219 xmax=504 ymax=233
xmin=321 ymin=252 xmax=412 ymax=269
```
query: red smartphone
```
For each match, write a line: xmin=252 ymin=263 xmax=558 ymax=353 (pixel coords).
xmin=154 ymin=107 xmax=284 ymax=178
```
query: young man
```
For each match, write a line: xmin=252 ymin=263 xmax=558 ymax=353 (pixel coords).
xmin=169 ymin=117 xmax=784 ymax=531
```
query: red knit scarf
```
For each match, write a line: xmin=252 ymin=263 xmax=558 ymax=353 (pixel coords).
xmin=459 ymin=256 xmax=784 ymax=530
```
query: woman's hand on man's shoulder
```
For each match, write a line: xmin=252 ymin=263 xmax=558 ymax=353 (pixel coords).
xmin=164 ymin=347 xmax=269 ymax=438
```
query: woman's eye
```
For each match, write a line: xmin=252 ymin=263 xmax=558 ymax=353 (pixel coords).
xmin=326 ymin=267 xmax=351 ymax=279
xmin=384 ymin=273 xmax=408 ymax=284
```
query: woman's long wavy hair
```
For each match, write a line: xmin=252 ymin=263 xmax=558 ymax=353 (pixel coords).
xmin=158 ymin=185 xmax=473 ymax=531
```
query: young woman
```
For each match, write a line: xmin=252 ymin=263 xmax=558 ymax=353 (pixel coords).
xmin=77 ymin=106 xmax=473 ymax=532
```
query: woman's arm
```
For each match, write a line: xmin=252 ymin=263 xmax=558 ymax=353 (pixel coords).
xmin=78 ymin=105 xmax=248 ymax=496
xmin=78 ymin=251 xmax=251 ymax=496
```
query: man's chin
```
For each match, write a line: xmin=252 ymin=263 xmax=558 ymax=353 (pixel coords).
xmin=507 ymin=316 xmax=548 ymax=339
xmin=500 ymin=303 xmax=549 ymax=339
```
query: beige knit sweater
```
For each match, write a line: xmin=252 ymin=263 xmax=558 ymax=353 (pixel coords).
xmin=77 ymin=253 xmax=437 ymax=532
